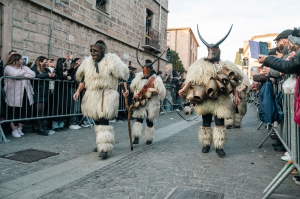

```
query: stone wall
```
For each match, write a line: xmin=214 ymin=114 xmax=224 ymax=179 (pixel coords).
xmin=1 ymin=0 xmax=168 ymax=72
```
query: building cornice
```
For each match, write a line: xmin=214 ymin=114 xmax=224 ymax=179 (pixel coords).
xmin=167 ymin=27 xmax=200 ymax=47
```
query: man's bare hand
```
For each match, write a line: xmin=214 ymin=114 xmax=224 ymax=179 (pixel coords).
xmin=258 ymin=54 xmax=267 ymax=63
xmin=178 ymin=88 xmax=185 ymax=97
xmin=147 ymin=88 xmax=157 ymax=93
xmin=73 ymin=92 xmax=79 ymax=101
xmin=122 ymin=90 xmax=129 ymax=97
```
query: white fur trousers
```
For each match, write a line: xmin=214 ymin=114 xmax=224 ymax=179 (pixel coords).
xmin=94 ymin=125 xmax=115 ymax=153
xmin=132 ymin=121 xmax=155 ymax=142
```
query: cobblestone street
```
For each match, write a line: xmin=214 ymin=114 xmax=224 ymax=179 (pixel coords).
xmin=0 ymin=105 xmax=300 ymax=199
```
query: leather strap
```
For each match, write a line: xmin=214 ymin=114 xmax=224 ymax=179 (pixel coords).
xmin=101 ymin=89 xmax=105 ymax=112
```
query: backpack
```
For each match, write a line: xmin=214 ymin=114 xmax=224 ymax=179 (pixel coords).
xmin=275 ymin=91 xmax=284 ymax=123
xmin=258 ymin=76 xmax=278 ymax=123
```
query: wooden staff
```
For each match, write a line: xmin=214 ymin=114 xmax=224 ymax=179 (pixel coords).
xmin=120 ymin=82 xmax=133 ymax=151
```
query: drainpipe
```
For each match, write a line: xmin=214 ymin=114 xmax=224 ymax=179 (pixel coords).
xmin=48 ymin=0 xmax=55 ymax=58
xmin=158 ymin=0 xmax=162 ymax=72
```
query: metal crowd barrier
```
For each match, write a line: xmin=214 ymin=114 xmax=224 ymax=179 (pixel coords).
xmin=162 ymin=87 xmax=184 ymax=113
xmin=250 ymin=80 xmax=300 ymax=199
xmin=0 ymin=76 xmax=126 ymax=143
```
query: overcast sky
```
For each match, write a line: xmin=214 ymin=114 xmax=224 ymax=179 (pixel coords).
xmin=167 ymin=0 xmax=300 ymax=62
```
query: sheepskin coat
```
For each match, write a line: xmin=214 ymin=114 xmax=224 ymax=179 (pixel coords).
xmin=130 ymin=72 xmax=166 ymax=121
xmin=185 ymin=57 xmax=247 ymax=119
xmin=76 ymin=54 xmax=129 ymax=120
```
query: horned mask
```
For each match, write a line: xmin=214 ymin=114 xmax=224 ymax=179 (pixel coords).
xmin=197 ymin=24 xmax=233 ymax=62
xmin=136 ymin=43 xmax=165 ymax=79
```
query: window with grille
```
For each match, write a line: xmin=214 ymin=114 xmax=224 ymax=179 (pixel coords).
xmin=92 ymin=0 xmax=111 ymax=17
xmin=96 ymin=0 xmax=107 ymax=12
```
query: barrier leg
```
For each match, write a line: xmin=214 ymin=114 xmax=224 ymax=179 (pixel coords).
xmin=257 ymin=122 xmax=264 ymax=130
xmin=262 ymin=164 xmax=295 ymax=199
xmin=0 ymin=124 xmax=10 ymax=143
xmin=258 ymin=129 xmax=273 ymax=148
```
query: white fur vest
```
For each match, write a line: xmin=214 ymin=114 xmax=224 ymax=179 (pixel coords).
xmin=75 ymin=54 xmax=129 ymax=120
xmin=130 ymin=72 xmax=166 ymax=121
xmin=185 ymin=57 xmax=247 ymax=118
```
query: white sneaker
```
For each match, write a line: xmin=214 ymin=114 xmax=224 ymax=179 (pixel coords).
xmin=175 ymin=109 xmax=180 ymax=112
xmin=109 ymin=119 xmax=116 ymax=123
xmin=48 ymin=130 xmax=56 ymax=135
xmin=284 ymin=152 xmax=290 ymax=156
xmin=75 ymin=125 xmax=81 ymax=129
xmin=69 ymin=125 xmax=81 ymax=130
xmin=81 ymin=123 xmax=90 ymax=128
xmin=281 ymin=154 xmax=291 ymax=161
xmin=17 ymin=127 xmax=24 ymax=136
xmin=12 ymin=130 xmax=21 ymax=138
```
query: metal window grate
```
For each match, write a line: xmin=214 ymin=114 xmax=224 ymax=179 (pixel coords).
xmin=167 ymin=188 xmax=224 ymax=199
xmin=0 ymin=149 xmax=59 ymax=163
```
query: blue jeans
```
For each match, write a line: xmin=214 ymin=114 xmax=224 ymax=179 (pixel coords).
xmin=164 ymin=90 xmax=172 ymax=111
xmin=174 ymin=96 xmax=182 ymax=109
xmin=69 ymin=88 xmax=80 ymax=125
xmin=52 ymin=120 xmax=64 ymax=129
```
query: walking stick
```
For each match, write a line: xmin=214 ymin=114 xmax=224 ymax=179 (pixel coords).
xmin=120 ymin=82 xmax=133 ymax=151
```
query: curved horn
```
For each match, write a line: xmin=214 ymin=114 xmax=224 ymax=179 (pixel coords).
xmin=148 ymin=50 xmax=166 ymax=67
xmin=136 ymin=43 xmax=143 ymax=68
xmin=214 ymin=24 xmax=233 ymax=47
xmin=197 ymin=24 xmax=209 ymax=47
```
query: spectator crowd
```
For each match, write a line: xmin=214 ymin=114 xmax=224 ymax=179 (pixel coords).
xmin=249 ymin=27 xmax=300 ymax=186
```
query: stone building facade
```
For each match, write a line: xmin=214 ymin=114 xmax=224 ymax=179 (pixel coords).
xmin=167 ymin=27 xmax=199 ymax=72
xmin=0 ymin=0 xmax=169 ymax=72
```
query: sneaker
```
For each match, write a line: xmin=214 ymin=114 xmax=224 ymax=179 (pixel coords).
xmin=175 ymin=109 xmax=180 ymax=112
xmin=75 ymin=125 xmax=81 ymax=129
xmin=12 ymin=130 xmax=21 ymax=138
xmin=109 ymin=119 xmax=116 ymax=123
xmin=81 ymin=123 xmax=90 ymax=128
xmin=281 ymin=154 xmax=291 ymax=161
xmin=48 ymin=130 xmax=56 ymax=135
xmin=295 ymin=178 xmax=300 ymax=186
xmin=69 ymin=125 xmax=81 ymax=130
xmin=17 ymin=127 xmax=24 ymax=136
xmin=284 ymin=152 xmax=290 ymax=156
xmin=293 ymin=175 xmax=300 ymax=182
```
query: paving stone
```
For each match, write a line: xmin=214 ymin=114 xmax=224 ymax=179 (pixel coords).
xmin=1 ymin=106 xmax=300 ymax=199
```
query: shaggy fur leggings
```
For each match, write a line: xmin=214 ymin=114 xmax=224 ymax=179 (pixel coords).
xmin=202 ymin=114 xmax=224 ymax=127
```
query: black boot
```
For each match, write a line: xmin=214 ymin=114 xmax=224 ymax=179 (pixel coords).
xmin=146 ymin=140 xmax=152 ymax=145
xmin=93 ymin=147 xmax=98 ymax=152
xmin=33 ymin=125 xmax=48 ymax=136
xmin=99 ymin=151 xmax=108 ymax=159
xmin=216 ymin=148 xmax=226 ymax=156
xmin=133 ymin=137 xmax=139 ymax=144
xmin=272 ymin=140 xmax=283 ymax=147
xmin=226 ymin=125 xmax=232 ymax=129
xmin=202 ymin=146 xmax=210 ymax=153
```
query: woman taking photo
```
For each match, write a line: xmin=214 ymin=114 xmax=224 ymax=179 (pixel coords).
xmin=3 ymin=53 xmax=35 ymax=138
xmin=31 ymin=56 xmax=56 ymax=136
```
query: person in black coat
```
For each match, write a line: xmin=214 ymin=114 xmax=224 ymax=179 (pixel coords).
xmin=31 ymin=56 xmax=56 ymax=136
xmin=52 ymin=58 xmax=71 ymax=131
xmin=67 ymin=58 xmax=82 ymax=130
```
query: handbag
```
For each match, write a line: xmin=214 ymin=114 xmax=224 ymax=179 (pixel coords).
xmin=282 ymin=74 xmax=296 ymax=94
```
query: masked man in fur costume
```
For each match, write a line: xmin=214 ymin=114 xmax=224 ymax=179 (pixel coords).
xmin=130 ymin=48 xmax=166 ymax=145
xmin=179 ymin=24 xmax=247 ymax=156
xmin=74 ymin=41 xmax=129 ymax=160
xmin=225 ymin=72 xmax=250 ymax=129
